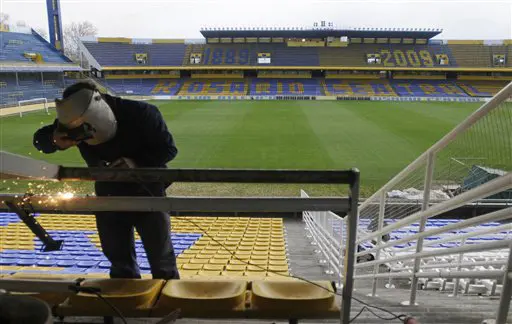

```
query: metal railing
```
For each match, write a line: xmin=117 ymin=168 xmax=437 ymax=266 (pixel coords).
xmin=302 ymin=189 xmax=345 ymax=287
xmin=355 ymin=82 xmax=512 ymax=323
xmin=0 ymin=151 xmax=360 ymax=323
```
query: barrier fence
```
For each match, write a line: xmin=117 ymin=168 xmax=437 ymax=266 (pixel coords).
xmin=302 ymin=190 xmax=346 ymax=287
xmin=355 ymin=81 xmax=512 ymax=323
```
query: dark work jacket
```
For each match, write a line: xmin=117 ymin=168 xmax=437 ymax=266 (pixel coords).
xmin=33 ymin=94 xmax=178 ymax=197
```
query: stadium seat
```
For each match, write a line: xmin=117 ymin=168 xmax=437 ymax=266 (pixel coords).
xmin=60 ymin=279 xmax=164 ymax=317
xmin=154 ymin=279 xmax=247 ymax=315
xmin=251 ymin=280 xmax=336 ymax=312
xmin=0 ymin=213 xmax=289 ymax=279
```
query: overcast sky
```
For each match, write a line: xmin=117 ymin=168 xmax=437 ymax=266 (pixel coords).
xmin=1 ymin=0 xmax=511 ymax=40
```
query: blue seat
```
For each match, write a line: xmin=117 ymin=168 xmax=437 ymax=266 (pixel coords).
xmin=77 ymin=261 xmax=100 ymax=268
xmin=37 ymin=260 xmax=57 ymax=266
xmin=17 ymin=259 xmax=37 ymax=266
xmin=98 ymin=261 xmax=112 ymax=269
xmin=57 ymin=260 xmax=77 ymax=267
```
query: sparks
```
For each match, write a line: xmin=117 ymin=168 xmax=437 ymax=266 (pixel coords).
xmin=60 ymin=192 xmax=75 ymax=200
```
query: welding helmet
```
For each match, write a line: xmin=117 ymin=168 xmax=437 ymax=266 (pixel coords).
xmin=55 ymin=89 xmax=117 ymax=145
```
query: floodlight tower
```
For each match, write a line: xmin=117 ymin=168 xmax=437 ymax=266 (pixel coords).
xmin=46 ymin=0 xmax=64 ymax=52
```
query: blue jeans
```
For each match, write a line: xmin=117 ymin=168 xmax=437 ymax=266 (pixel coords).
xmin=95 ymin=211 xmax=180 ymax=279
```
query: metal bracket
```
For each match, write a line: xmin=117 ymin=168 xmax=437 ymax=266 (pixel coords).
xmin=4 ymin=201 xmax=63 ymax=252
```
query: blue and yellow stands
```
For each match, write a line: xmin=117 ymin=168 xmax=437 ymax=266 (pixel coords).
xmin=178 ymin=79 xmax=248 ymax=95
xmin=391 ymin=80 xmax=468 ymax=97
xmin=323 ymin=80 xmax=397 ymax=96
xmin=82 ymin=39 xmax=185 ymax=67
xmin=457 ymin=81 xmax=508 ymax=97
xmin=250 ymin=79 xmax=321 ymax=95
xmin=0 ymin=214 xmax=288 ymax=279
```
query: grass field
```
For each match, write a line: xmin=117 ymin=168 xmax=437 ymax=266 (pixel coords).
xmin=0 ymin=100 xmax=480 ymax=197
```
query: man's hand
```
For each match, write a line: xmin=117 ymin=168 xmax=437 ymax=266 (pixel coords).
xmin=52 ymin=129 xmax=77 ymax=150
xmin=109 ymin=157 xmax=137 ymax=168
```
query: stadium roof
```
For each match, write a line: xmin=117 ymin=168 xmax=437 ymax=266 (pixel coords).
xmin=200 ymin=27 xmax=443 ymax=39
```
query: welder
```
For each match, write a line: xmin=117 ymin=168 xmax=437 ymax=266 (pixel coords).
xmin=33 ymin=81 xmax=179 ymax=280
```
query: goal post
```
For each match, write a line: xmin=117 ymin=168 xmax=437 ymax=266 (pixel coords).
xmin=17 ymin=98 xmax=49 ymax=117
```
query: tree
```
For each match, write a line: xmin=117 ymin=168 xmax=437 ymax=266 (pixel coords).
xmin=64 ymin=21 xmax=98 ymax=62
xmin=0 ymin=12 xmax=9 ymax=31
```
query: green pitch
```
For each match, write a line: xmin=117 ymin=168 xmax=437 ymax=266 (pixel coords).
xmin=0 ymin=100 xmax=479 ymax=197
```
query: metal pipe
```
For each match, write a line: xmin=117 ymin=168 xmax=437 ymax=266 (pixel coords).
xmin=496 ymin=243 xmax=512 ymax=324
xmin=393 ymin=259 xmax=507 ymax=271
xmin=409 ymin=152 xmax=435 ymax=306
xmin=355 ymin=240 xmax=511 ymax=269
xmin=371 ymin=191 xmax=386 ymax=296
xmin=0 ymin=279 xmax=77 ymax=293
xmin=355 ymin=270 xmax=504 ymax=280
xmin=0 ymin=195 xmax=349 ymax=213
xmin=58 ymin=166 xmax=356 ymax=184
xmin=359 ymin=81 xmax=512 ymax=212
xmin=357 ymin=207 xmax=512 ymax=256
xmin=341 ymin=169 xmax=360 ymax=324
xmin=357 ymin=173 xmax=512 ymax=244
xmin=304 ymin=214 xmax=341 ymax=277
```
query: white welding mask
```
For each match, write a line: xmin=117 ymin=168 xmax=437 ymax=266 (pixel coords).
xmin=55 ymin=89 xmax=117 ymax=145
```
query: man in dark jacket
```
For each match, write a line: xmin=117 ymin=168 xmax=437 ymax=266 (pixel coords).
xmin=33 ymin=81 xmax=179 ymax=279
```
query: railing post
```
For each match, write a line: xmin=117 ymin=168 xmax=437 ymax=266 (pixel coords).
xmin=451 ymin=237 xmax=466 ymax=297
xmin=341 ymin=170 xmax=360 ymax=324
xmin=404 ymin=152 xmax=435 ymax=306
xmin=496 ymin=243 xmax=512 ymax=324
xmin=337 ymin=212 xmax=345 ymax=289
xmin=371 ymin=191 xmax=386 ymax=296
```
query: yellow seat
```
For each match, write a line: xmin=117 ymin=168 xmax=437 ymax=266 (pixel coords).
xmin=254 ymin=246 xmax=269 ymax=252
xmin=210 ymin=258 xmax=229 ymax=265
xmin=189 ymin=258 xmax=209 ymax=264
xmin=252 ymin=251 xmax=268 ymax=256
xmin=268 ymin=265 xmax=289 ymax=273
xmin=154 ymin=280 xmax=246 ymax=315
xmin=245 ymin=271 xmax=267 ymax=278
xmin=9 ymin=273 xmax=76 ymax=306
xmin=251 ymin=280 xmax=335 ymax=312
xmin=195 ymin=254 xmax=213 ymax=259
xmin=248 ymin=259 xmax=268 ymax=266
xmin=182 ymin=263 xmax=203 ymax=271
xmin=229 ymin=259 xmax=247 ymax=265
xmin=250 ymin=255 xmax=268 ymax=261
xmin=269 ymin=259 xmax=288 ymax=266
xmin=180 ymin=269 xmax=199 ymax=277
xmin=198 ymin=270 xmax=222 ymax=276
xmin=226 ymin=264 xmax=246 ymax=272
xmin=65 ymin=279 xmax=164 ymax=316
xmin=203 ymin=264 xmax=224 ymax=271
xmin=221 ymin=270 xmax=245 ymax=277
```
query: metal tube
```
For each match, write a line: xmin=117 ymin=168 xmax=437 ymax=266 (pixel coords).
xmin=393 ymin=259 xmax=507 ymax=271
xmin=371 ymin=191 xmax=386 ymax=296
xmin=0 ymin=279 xmax=77 ymax=293
xmin=358 ymin=207 xmax=512 ymax=256
xmin=355 ymin=240 xmax=511 ymax=269
xmin=355 ymin=270 xmax=505 ymax=280
xmin=304 ymin=214 xmax=341 ymax=277
xmin=341 ymin=169 xmax=360 ymax=324
xmin=0 ymin=195 xmax=349 ymax=213
xmin=496 ymin=243 xmax=512 ymax=324
xmin=453 ymin=237 xmax=466 ymax=297
xmin=58 ymin=166 xmax=356 ymax=184
xmin=409 ymin=152 xmax=435 ymax=306
xmin=357 ymin=173 xmax=512 ymax=244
